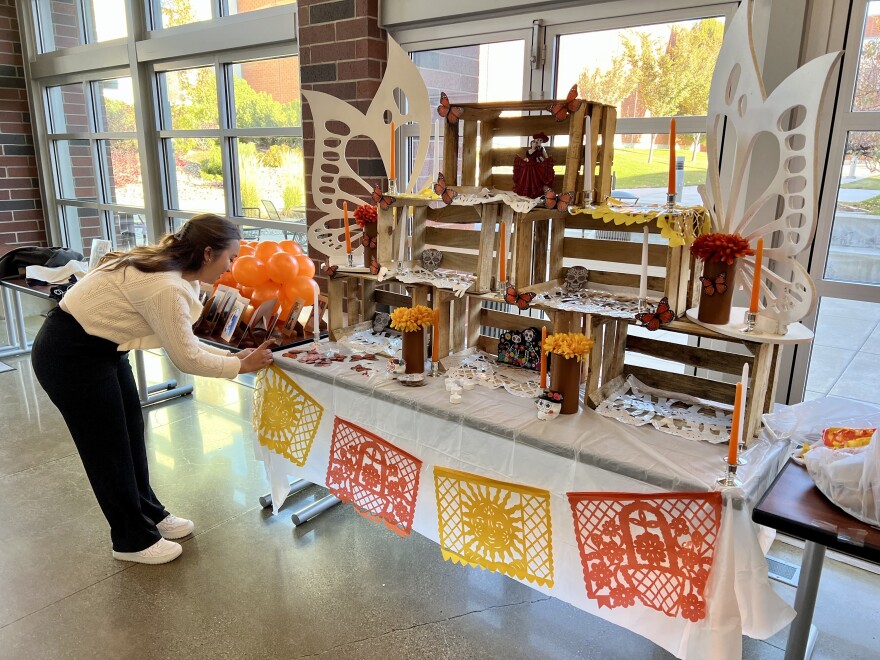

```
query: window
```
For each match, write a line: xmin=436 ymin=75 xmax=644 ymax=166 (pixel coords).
xmin=34 ymin=0 xmax=128 ymax=53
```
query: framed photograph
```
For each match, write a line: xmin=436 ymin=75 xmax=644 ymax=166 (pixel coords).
xmin=280 ymin=297 xmax=305 ymax=336
xmin=221 ymin=296 xmax=248 ymax=342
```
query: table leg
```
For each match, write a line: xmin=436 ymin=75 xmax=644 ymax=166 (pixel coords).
xmin=784 ymin=540 xmax=825 ymax=660
xmin=0 ymin=288 xmax=33 ymax=358
xmin=258 ymin=479 xmax=310 ymax=508
xmin=291 ymin=495 xmax=341 ymax=526
xmin=12 ymin=290 xmax=28 ymax=353
xmin=133 ymin=349 xmax=194 ymax=407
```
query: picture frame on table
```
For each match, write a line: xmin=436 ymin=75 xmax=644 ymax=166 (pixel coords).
xmin=241 ymin=297 xmax=281 ymax=346
xmin=280 ymin=297 xmax=306 ymax=337
xmin=207 ymin=285 xmax=238 ymax=334
xmin=221 ymin=296 xmax=249 ymax=343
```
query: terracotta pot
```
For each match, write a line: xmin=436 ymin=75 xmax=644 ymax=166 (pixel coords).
xmin=549 ymin=355 xmax=582 ymax=414
xmin=401 ymin=328 xmax=426 ymax=374
xmin=697 ymin=259 xmax=738 ymax=325
xmin=363 ymin=222 xmax=378 ymax=267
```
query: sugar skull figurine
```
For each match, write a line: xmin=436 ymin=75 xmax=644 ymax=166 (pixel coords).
xmin=565 ymin=266 xmax=590 ymax=293
xmin=536 ymin=390 xmax=563 ymax=421
xmin=421 ymin=248 xmax=443 ymax=272
xmin=387 ymin=358 xmax=406 ymax=375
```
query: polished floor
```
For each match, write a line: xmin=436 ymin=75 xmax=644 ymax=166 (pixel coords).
xmin=1 ymin=348 xmax=879 ymax=659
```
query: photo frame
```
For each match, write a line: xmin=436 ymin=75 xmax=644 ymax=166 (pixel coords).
xmin=221 ymin=296 xmax=248 ymax=342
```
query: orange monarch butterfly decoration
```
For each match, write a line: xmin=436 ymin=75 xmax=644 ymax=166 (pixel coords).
xmin=635 ymin=296 xmax=675 ymax=331
xmin=504 ymin=283 xmax=537 ymax=311
xmin=361 ymin=233 xmax=378 ymax=249
xmin=321 ymin=262 xmax=339 ymax=279
xmin=371 ymin=185 xmax=395 ymax=211
xmin=437 ymin=91 xmax=464 ymax=125
xmin=548 ymin=84 xmax=582 ymax=122
xmin=542 ymin=187 xmax=575 ymax=212
xmin=369 ymin=257 xmax=380 ymax=275
xmin=699 ymin=272 xmax=728 ymax=297
xmin=434 ymin=172 xmax=457 ymax=205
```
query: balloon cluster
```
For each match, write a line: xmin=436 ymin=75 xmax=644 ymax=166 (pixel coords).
xmin=214 ymin=239 xmax=317 ymax=321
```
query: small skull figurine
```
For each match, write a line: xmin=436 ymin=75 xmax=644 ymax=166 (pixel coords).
xmin=372 ymin=312 xmax=391 ymax=334
xmin=387 ymin=358 xmax=406 ymax=375
xmin=421 ymin=248 xmax=443 ymax=272
xmin=565 ymin=266 xmax=590 ymax=293
xmin=536 ymin=390 xmax=563 ymax=421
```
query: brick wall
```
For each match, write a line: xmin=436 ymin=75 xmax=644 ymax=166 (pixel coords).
xmin=297 ymin=0 xmax=387 ymax=255
xmin=0 ymin=0 xmax=46 ymax=247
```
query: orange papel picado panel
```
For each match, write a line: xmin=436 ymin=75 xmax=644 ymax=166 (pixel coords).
xmin=433 ymin=466 xmax=554 ymax=587
xmin=252 ymin=365 xmax=323 ymax=466
xmin=567 ymin=491 xmax=722 ymax=622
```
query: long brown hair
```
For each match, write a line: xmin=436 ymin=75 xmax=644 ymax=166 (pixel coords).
xmin=99 ymin=213 xmax=241 ymax=273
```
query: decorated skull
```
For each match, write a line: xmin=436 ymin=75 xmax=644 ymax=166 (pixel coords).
xmin=565 ymin=266 xmax=590 ymax=293
xmin=421 ymin=248 xmax=443 ymax=272
xmin=536 ymin=390 xmax=563 ymax=421
xmin=387 ymin=357 xmax=406 ymax=375
xmin=372 ymin=312 xmax=391 ymax=334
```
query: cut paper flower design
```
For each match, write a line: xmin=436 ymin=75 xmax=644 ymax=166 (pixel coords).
xmin=433 ymin=467 xmax=554 ymax=587
xmin=253 ymin=365 xmax=323 ymax=466
xmin=567 ymin=492 xmax=722 ymax=622
xmin=326 ymin=417 xmax=422 ymax=536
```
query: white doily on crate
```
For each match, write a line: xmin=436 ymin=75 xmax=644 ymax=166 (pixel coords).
xmin=337 ymin=329 xmax=402 ymax=357
xmin=449 ymin=188 xmax=541 ymax=214
xmin=503 ymin=379 xmax=543 ymax=398
xmin=533 ymin=287 xmax=645 ymax=318
xmin=395 ymin=266 xmax=476 ymax=297
xmin=594 ymin=376 xmax=733 ymax=444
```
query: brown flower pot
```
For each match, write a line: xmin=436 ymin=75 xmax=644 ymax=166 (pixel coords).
xmin=697 ymin=259 xmax=738 ymax=325
xmin=363 ymin=222 xmax=377 ymax=267
xmin=401 ymin=328 xmax=426 ymax=374
xmin=549 ymin=355 xmax=582 ymax=414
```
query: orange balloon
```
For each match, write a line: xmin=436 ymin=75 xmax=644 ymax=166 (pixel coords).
xmin=231 ymin=255 xmax=269 ymax=287
xmin=283 ymin=276 xmax=318 ymax=304
xmin=279 ymin=240 xmax=303 ymax=256
xmin=241 ymin=305 xmax=255 ymax=324
xmin=266 ymin=252 xmax=300 ymax=284
xmin=214 ymin=271 xmax=237 ymax=287
xmin=251 ymin=280 xmax=281 ymax=302
xmin=255 ymin=241 xmax=282 ymax=262
xmin=294 ymin=255 xmax=316 ymax=279
xmin=238 ymin=244 xmax=255 ymax=257
xmin=240 ymin=286 xmax=254 ymax=299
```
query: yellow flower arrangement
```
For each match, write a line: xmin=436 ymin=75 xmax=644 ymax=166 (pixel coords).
xmin=390 ymin=305 xmax=434 ymax=333
xmin=543 ymin=332 xmax=594 ymax=362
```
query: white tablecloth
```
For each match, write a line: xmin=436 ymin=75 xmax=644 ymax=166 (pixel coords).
xmin=254 ymin=347 xmax=794 ymax=659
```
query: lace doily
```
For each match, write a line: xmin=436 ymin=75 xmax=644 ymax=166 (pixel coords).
xmin=337 ymin=329 xmax=402 ymax=356
xmin=395 ymin=266 xmax=476 ymax=297
xmin=594 ymin=376 xmax=733 ymax=444
xmin=533 ymin=287 xmax=645 ymax=318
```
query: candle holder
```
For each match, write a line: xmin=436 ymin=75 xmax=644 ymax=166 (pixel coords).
xmin=430 ymin=361 xmax=441 ymax=377
xmin=346 ymin=253 xmax=353 ymax=268
xmin=741 ymin=310 xmax=758 ymax=334
xmin=720 ymin=452 xmax=748 ymax=467
xmin=715 ymin=463 xmax=743 ymax=489
xmin=637 ymin=297 xmax=649 ymax=313
xmin=387 ymin=180 xmax=398 ymax=195
xmin=582 ymin=190 xmax=594 ymax=208
xmin=666 ymin=192 xmax=676 ymax=210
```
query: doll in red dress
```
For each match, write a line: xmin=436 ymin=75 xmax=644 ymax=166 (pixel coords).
xmin=513 ymin=132 xmax=556 ymax=198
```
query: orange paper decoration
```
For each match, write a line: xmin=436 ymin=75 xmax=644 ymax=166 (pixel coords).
xmin=252 ymin=365 xmax=324 ymax=466
xmin=326 ymin=417 xmax=422 ymax=536
xmin=567 ymin=491 xmax=721 ymax=622
xmin=433 ymin=467 xmax=554 ymax=587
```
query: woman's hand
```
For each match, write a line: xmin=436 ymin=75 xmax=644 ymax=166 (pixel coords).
xmin=238 ymin=340 xmax=274 ymax=373
xmin=236 ymin=348 xmax=256 ymax=359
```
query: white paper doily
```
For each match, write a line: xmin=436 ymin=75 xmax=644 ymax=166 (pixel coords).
xmin=533 ymin=287 xmax=645 ymax=318
xmin=395 ymin=266 xmax=476 ymax=297
xmin=337 ymin=329 xmax=402 ymax=357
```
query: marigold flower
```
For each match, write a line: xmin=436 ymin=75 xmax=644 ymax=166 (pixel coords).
xmin=543 ymin=332 xmax=594 ymax=361
xmin=689 ymin=232 xmax=754 ymax=265
xmin=354 ymin=204 xmax=378 ymax=227
xmin=390 ymin=305 xmax=433 ymax=332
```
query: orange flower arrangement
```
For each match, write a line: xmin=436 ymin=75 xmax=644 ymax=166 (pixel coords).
xmin=354 ymin=204 xmax=378 ymax=227
xmin=390 ymin=305 xmax=433 ymax=333
xmin=690 ymin=233 xmax=754 ymax=265
xmin=543 ymin=332 xmax=595 ymax=362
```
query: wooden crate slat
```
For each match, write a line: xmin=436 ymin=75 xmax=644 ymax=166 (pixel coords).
xmin=478 ymin=119 xmax=495 ymax=188
xmin=563 ymin=103 xmax=587 ymax=193
xmin=491 ymin=146 xmax=569 ymax=167
xmin=476 ymin=334 xmax=499 ymax=355
xmin=493 ymin=115 xmax=569 ymax=137
xmin=626 ymin=335 xmax=754 ymax=375
xmin=374 ymin=289 xmax=412 ymax=309
xmin=436 ymin=250 xmax=480 ymax=274
xmin=425 ymin=205 xmax=481 ymax=224
xmin=480 ymin=308 xmax=552 ymax=332
xmin=583 ymin=270 xmax=667 ymax=292
xmin=627 ymin=365 xmax=736 ymax=405
xmin=563 ymin=236 xmax=668 ymax=266
xmin=461 ymin=119 xmax=478 ymax=187
xmin=425 ymin=226 xmax=482 ymax=250
xmin=442 ymin=119 xmax=460 ymax=185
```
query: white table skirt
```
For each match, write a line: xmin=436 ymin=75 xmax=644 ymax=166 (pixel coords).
xmin=254 ymin=349 xmax=794 ymax=659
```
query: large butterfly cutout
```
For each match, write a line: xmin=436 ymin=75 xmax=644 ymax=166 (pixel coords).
xmin=543 ymin=187 xmax=575 ymax=212
xmin=699 ymin=272 xmax=728 ymax=297
xmin=437 ymin=92 xmax=464 ymax=125
xmin=504 ymin=283 xmax=537 ymax=311
xmin=548 ymin=84 xmax=582 ymax=122
xmin=434 ymin=172 xmax=457 ymax=205
xmin=635 ymin=296 xmax=675 ymax=331
xmin=321 ymin=262 xmax=339 ymax=279
xmin=362 ymin=233 xmax=378 ymax=249
xmin=371 ymin=185 xmax=395 ymax=210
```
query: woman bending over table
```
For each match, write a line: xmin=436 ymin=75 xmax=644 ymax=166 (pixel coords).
xmin=32 ymin=213 xmax=273 ymax=565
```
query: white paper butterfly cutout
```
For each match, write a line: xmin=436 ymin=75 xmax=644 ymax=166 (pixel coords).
xmin=700 ymin=0 xmax=841 ymax=331
xmin=302 ymin=38 xmax=431 ymax=259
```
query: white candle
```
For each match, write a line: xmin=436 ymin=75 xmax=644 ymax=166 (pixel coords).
xmin=639 ymin=226 xmax=649 ymax=299
xmin=739 ymin=362 xmax=749 ymax=446
xmin=397 ymin=211 xmax=407 ymax=265
xmin=584 ymin=114 xmax=592 ymax=202
xmin=433 ymin=119 xmax=441 ymax=183
xmin=313 ymin=284 xmax=320 ymax=345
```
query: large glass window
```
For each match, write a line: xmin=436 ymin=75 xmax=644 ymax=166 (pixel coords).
xmin=35 ymin=0 xmax=128 ymax=53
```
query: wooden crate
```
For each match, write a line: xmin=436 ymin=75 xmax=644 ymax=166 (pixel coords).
xmin=586 ymin=317 xmax=780 ymax=444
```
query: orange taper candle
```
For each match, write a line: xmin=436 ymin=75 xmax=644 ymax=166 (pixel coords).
xmin=343 ymin=201 xmax=351 ymax=254
xmin=668 ymin=118 xmax=677 ymax=196
xmin=728 ymin=381 xmax=743 ymax=465
xmin=390 ymin=121 xmax=396 ymax=181
xmin=432 ymin=307 xmax=440 ymax=363
xmin=499 ymin=220 xmax=507 ymax=283
xmin=540 ymin=326 xmax=547 ymax=389
xmin=749 ymin=237 xmax=764 ymax=313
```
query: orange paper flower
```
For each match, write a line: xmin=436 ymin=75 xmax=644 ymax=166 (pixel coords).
xmin=543 ymin=332 xmax=594 ymax=362
xmin=390 ymin=305 xmax=433 ymax=333
xmin=354 ymin=204 xmax=378 ymax=227
xmin=689 ymin=232 xmax=754 ymax=265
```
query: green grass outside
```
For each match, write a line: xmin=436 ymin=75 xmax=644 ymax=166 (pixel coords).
xmin=840 ymin=175 xmax=880 ymax=190
xmin=845 ymin=193 xmax=880 ymax=215
xmin=612 ymin=147 xmax=709 ymax=190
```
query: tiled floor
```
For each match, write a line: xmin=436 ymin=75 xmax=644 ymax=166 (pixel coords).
xmin=1 ymin=347 xmax=879 ymax=659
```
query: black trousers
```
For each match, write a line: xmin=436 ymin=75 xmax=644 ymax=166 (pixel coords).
xmin=32 ymin=307 xmax=167 ymax=552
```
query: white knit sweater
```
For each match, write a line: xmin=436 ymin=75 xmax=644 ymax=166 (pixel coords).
xmin=61 ymin=266 xmax=240 ymax=379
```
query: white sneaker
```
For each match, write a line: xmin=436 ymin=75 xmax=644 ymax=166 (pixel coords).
xmin=112 ymin=538 xmax=182 ymax=565
xmin=156 ymin=514 xmax=194 ymax=540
